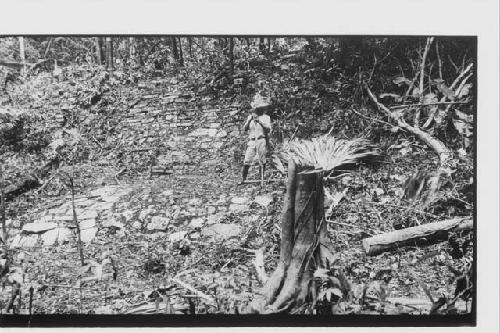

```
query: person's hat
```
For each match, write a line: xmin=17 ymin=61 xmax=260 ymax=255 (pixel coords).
xmin=251 ymin=94 xmax=271 ymax=109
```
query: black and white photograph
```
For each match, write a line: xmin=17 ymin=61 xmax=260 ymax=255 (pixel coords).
xmin=0 ymin=0 xmax=498 ymax=330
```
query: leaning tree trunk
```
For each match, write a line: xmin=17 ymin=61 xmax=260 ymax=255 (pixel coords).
xmin=248 ymin=160 xmax=330 ymax=313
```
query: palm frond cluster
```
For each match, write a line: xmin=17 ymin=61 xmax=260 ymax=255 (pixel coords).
xmin=282 ymin=136 xmax=378 ymax=173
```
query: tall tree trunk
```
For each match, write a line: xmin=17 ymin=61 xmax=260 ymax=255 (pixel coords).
xmin=229 ymin=37 xmax=235 ymax=76
xmin=105 ymin=37 xmax=114 ymax=70
xmin=259 ymin=37 xmax=266 ymax=55
xmin=249 ymin=161 xmax=330 ymax=313
xmin=171 ymin=37 xmax=179 ymax=63
xmin=218 ymin=38 xmax=226 ymax=54
xmin=18 ymin=37 xmax=26 ymax=76
xmin=129 ymin=37 xmax=137 ymax=68
xmin=177 ymin=37 xmax=184 ymax=67
xmin=188 ymin=37 xmax=193 ymax=57
xmin=137 ymin=38 xmax=144 ymax=66
xmin=94 ymin=37 xmax=102 ymax=65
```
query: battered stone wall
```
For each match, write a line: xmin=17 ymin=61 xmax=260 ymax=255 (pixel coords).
xmin=117 ymin=82 xmax=247 ymax=176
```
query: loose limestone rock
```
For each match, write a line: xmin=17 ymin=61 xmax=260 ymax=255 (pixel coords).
xmin=139 ymin=208 xmax=155 ymax=221
xmin=76 ymin=211 xmax=98 ymax=220
xmin=147 ymin=216 xmax=170 ymax=231
xmin=42 ymin=227 xmax=71 ymax=246
xmin=121 ymin=210 xmax=137 ymax=223
xmin=79 ymin=219 xmax=97 ymax=230
xmin=187 ymin=198 xmax=203 ymax=206
xmin=229 ymin=196 xmax=249 ymax=212
xmin=169 ymin=230 xmax=188 ymax=242
xmin=206 ymin=214 xmax=222 ymax=225
xmin=189 ymin=217 xmax=204 ymax=228
xmin=161 ymin=189 xmax=173 ymax=197
xmin=215 ymin=129 xmax=227 ymax=138
xmin=231 ymin=196 xmax=248 ymax=205
xmin=34 ymin=216 xmax=53 ymax=224
xmin=80 ymin=227 xmax=97 ymax=243
xmin=228 ymin=204 xmax=247 ymax=212
xmin=201 ymin=223 xmax=242 ymax=241
xmin=254 ymin=195 xmax=274 ymax=208
xmin=11 ymin=234 xmax=39 ymax=248
xmin=22 ymin=222 xmax=58 ymax=234
xmin=102 ymin=217 xmax=124 ymax=229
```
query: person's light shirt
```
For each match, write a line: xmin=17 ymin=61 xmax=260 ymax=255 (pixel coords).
xmin=248 ymin=114 xmax=271 ymax=140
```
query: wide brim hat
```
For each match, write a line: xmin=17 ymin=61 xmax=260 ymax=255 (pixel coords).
xmin=251 ymin=94 xmax=271 ymax=109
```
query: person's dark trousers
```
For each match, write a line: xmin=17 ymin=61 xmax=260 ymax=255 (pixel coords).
xmin=239 ymin=164 xmax=250 ymax=185
xmin=260 ymin=164 xmax=265 ymax=180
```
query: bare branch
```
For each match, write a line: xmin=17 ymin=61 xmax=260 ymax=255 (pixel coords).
xmin=435 ymin=40 xmax=443 ymax=80
xmin=415 ymin=37 xmax=435 ymax=127
xmin=347 ymin=108 xmax=396 ymax=128
xmin=390 ymin=101 xmax=471 ymax=110
xmin=455 ymin=72 xmax=473 ymax=97
xmin=450 ymin=63 xmax=473 ymax=90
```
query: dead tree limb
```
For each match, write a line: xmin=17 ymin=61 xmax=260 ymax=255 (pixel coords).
xmin=390 ymin=101 xmax=470 ymax=110
xmin=366 ymin=86 xmax=451 ymax=164
xmin=366 ymin=85 xmax=453 ymax=206
xmin=362 ymin=217 xmax=472 ymax=256
xmin=0 ymin=166 xmax=6 ymax=243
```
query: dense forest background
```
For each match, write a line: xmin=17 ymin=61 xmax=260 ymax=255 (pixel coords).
xmin=0 ymin=36 xmax=474 ymax=318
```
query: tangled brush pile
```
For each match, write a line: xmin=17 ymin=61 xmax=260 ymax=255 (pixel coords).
xmin=279 ymin=135 xmax=379 ymax=174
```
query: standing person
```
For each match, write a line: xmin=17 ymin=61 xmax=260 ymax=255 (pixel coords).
xmin=238 ymin=94 xmax=272 ymax=185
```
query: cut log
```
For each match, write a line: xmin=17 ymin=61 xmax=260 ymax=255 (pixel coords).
xmin=0 ymin=58 xmax=49 ymax=71
xmin=386 ymin=297 xmax=468 ymax=313
xmin=362 ymin=218 xmax=472 ymax=256
xmin=0 ymin=59 xmax=25 ymax=69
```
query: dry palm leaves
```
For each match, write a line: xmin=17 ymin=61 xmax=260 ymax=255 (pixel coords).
xmin=280 ymin=135 xmax=378 ymax=174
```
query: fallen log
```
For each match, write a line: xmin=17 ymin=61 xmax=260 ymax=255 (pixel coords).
xmin=385 ymin=297 xmax=468 ymax=313
xmin=0 ymin=58 xmax=49 ymax=71
xmin=4 ymin=157 xmax=59 ymax=201
xmin=0 ymin=59 xmax=25 ymax=69
xmin=362 ymin=217 xmax=473 ymax=256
